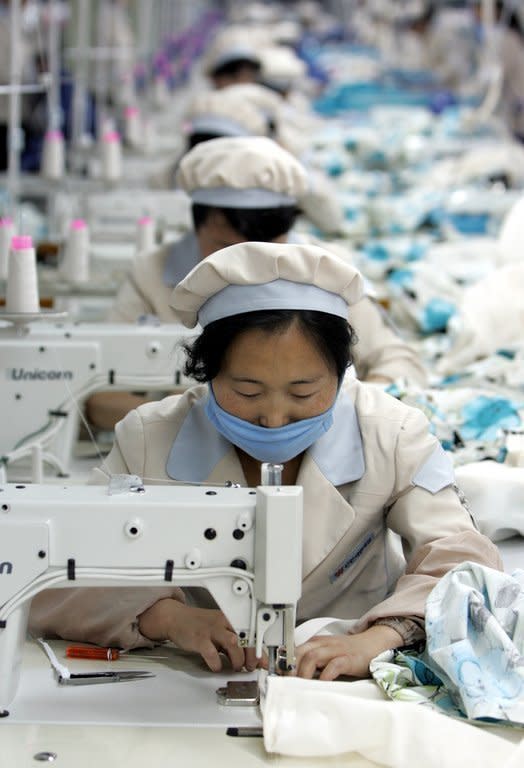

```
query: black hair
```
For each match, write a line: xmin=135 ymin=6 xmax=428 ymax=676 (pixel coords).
xmin=192 ymin=202 xmax=299 ymax=241
xmin=186 ymin=131 xmax=224 ymax=150
xmin=211 ymin=58 xmax=261 ymax=79
xmin=495 ymin=1 xmax=524 ymax=37
xmin=184 ymin=309 xmax=357 ymax=383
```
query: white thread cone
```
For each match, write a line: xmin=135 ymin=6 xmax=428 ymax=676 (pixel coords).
xmin=101 ymin=131 xmax=122 ymax=182
xmin=41 ymin=130 xmax=65 ymax=180
xmin=6 ymin=235 xmax=40 ymax=313
xmin=61 ymin=219 xmax=90 ymax=284
xmin=136 ymin=216 xmax=155 ymax=251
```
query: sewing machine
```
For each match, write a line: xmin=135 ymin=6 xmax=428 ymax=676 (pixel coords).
xmin=0 ymin=320 xmax=193 ymax=481
xmin=0 ymin=477 xmax=303 ymax=716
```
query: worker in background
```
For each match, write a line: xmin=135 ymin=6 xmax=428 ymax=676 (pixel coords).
xmin=148 ymin=88 xmax=272 ymax=189
xmin=472 ymin=0 xmax=524 ymax=140
xmin=150 ymin=83 xmax=346 ymax=237
xmin=203 ymin=26 xmax=263 ymax=89
xmin=95 ymin=0 xmax=136 ymax=112
xmin=85 ymin=137 xmax=428 ymax=431
xmin=0 ymin=0 xmax=43 ymax=171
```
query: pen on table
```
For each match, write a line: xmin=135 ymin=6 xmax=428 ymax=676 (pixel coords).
xmin=226 ymin=727 xmax=264 ymax=738
xmin=65 ymin=645 xmax=168 ymax=661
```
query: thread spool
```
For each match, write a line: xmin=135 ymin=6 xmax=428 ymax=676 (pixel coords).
xmin=136 ymin=216 xmax=156 ymax=252
xmin=61 ymin=219 xmax=90 ymax=284
xmin=153 ymin=75 xmax=170 ymax=110
xmin=6 ymin=235 xmax=40 ymax=314
xmin=124 ymin=105 xmax=141 ymax=147
xmin=41 ymin=129 xmax=65 ymax=181
xmin=101 ymin=130 xmax=122 ymax=182
xmin=0 ymin=217 xmax=15 ymax=280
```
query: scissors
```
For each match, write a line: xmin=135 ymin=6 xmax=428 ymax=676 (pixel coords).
xmin=57 ymin=670 xmax=155 ymax=686
xmin=36 ymin=638 xmax=156 ymax=686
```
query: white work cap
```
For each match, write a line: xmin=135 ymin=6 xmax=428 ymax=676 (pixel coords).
xmin=184 ymin=91 xmax=269 ymax=138
xmin=170 ymin=240 xmax=364 ymax=328
xmin=175 ymin=136 xmax=310 ymax=208
xmin=204 ymin=27 xmax=263 ymax=75
xmin=259 ymin=46 xmax=307 ymax=91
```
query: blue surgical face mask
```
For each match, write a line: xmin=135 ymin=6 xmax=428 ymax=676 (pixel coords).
xmin=204 ymin=386 xmax=336 ymax=464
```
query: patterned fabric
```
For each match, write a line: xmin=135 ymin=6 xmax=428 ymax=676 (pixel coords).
xmin=371 ymin=562 xmax=524 ymax=728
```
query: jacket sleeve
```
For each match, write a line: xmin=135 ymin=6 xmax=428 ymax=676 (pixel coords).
xmin=107 ymin=271 xmax=156 ymax=323
xmin=29 ymin=586 xmax=186 ymax=650
xmin=352 ymin=407 xmax=503 ymax=631
xmin=350 ymin=297 xmax=428 ymax=387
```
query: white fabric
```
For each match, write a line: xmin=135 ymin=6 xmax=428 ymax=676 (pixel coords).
xmin=455 ymin=461 xmax=524 ymax=541
xmin=499 ymin=196 xmax=524 ymax=263
xmin=437 ymin=263 xmax=524 ymax=373
xmin=261 ymin=672 xmax=524 ymax=766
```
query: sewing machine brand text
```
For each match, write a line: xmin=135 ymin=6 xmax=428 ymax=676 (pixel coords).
xmin=7 ymin=368 xmax=74 ymax=381
xmin=0 ymin=561 xmax=13 ymax=575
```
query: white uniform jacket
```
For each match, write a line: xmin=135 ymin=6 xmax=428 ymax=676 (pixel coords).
xmin=109 ymin=232 xmax=427 ymax=386
xmin=30 ymin=380 xmax=501 ymax=649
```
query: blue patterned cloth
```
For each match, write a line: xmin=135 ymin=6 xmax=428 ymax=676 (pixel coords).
xmin=371 ymin=563 xmax=524 ymax=727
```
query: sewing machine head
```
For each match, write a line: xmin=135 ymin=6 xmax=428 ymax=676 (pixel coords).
xmin=0 ymin=321 xmax=192 ymax=481
xmin=0 ymin=476 xmax=302 ymax=716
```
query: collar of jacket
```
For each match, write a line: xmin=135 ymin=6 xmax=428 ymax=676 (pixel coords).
xmin=165 ymin=389 xmax=365 ymax=487
xmin=162 ymin=231 xmax=201 ymax=286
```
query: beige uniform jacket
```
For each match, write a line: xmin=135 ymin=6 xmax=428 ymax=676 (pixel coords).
xmin=109 ymin=233 xmax=427 ymax=386
xmin=29 ymin=381 xmax=501 ymax=649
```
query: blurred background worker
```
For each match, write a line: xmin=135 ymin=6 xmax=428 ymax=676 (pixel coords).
xmin=0 ymin=0 xmax=45 ymax=171
xmin=472 ymin=0 xmax=524 ymax=140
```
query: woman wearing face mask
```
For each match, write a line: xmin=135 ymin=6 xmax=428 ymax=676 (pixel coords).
xmin=29 ymin=242 xmax=502 ymax=680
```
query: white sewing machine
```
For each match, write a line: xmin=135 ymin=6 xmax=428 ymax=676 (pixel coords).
xmin=0 ymin=477 xmax=303 ymax=717
xmin=0 ymin=320 xmax=193 ymax=481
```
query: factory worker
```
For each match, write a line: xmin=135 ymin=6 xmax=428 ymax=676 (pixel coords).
xmin=182 ymin=90 xmax=271 ymax=149
xmin=95 ymin=0 xmax=136 ymax=108
xmin=0 ymin=0 xmax=40 ymax=170
xmin=219 ymin=83 xmax=344 ymax=234
xmin=183 ymin=88 xmax=342 ymax=235
xmin=472 ymin=0 xmax=524 ymax=139
xmin=148 ymin=89 xmax=272 ymax=189
xmin=204 ymin=26 xmax=263 ymax=89
xmin=30 ymin=242 xmax=502 ymax=679
xmin=87 ymin=137 xmax=426 ymax=430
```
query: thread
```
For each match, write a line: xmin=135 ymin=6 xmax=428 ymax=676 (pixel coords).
xmin=6 ymin=235 xmax=40 ymax=313
xmin=0 ymin=217 xmax=15 ymax=280
xmin=61 ymin=219 xmax=90 ymax=284
xmin=136 ymin=215 xmax=156 ymax=251
xmin=101 ymin=131 xmax=122 ymax=182
xmin=41 ymin=130 xmax=65 ymax=181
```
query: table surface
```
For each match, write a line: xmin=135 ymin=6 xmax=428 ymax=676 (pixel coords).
xmin=1 ymin=640 xmax=379 ymax=768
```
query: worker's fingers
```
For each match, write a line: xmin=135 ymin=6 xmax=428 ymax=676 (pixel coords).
xmin=198 ymin=640 xmax=225 ymax=673
xmin=318 ymin=655 xmax=355 ymax=681
xmin=244 ymin=646 xmax=258 ymax=672
xmin=218 ymin=629 xmax=247 ymax=672
xmin=295 ymin=636 xmax=371 ymax=679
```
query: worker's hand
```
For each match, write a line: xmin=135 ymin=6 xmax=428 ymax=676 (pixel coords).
xmin=138 ymin=598 xmax=258 ymax=673
xmin=294 ymin=624 xmax=404 ymax=680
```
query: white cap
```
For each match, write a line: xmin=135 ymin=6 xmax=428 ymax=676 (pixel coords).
xmin=176 ymin=136 xmax=309 ymax=208
xmin=170 ymin=240 xmax=364 ymax=328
